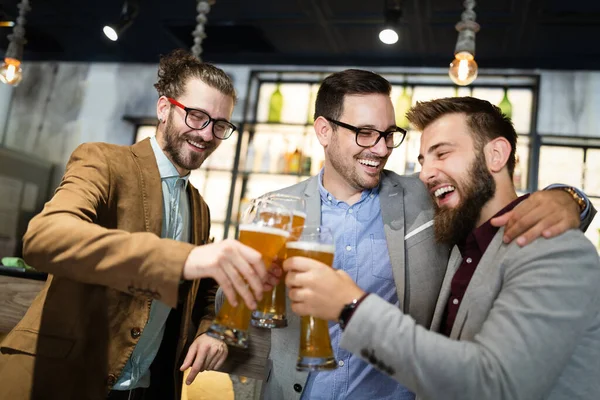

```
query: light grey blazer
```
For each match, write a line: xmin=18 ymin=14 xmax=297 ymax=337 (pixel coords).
xmin=258 ymin=170 xmax=451 ymax=400
xmin=340 ymin=226 xmax=600 ymax=400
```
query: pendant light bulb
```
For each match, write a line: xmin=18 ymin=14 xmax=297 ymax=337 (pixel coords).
xmin=448 ymin=51 xmax=478 ymax=86
xmin=0 ymin=57 xmax=23 ymax=86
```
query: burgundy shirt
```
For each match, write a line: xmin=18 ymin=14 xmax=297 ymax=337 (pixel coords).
xmin=441 ymin=194 xmax=530 ymax=337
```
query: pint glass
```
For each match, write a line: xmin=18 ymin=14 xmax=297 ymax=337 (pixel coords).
xmin=207 ymin=199 xmax=292 ymax=348
xmin=285 ymin=226 xmax=337 ymax=371
xmin=252 ymin=194 xmax=306 ymax=328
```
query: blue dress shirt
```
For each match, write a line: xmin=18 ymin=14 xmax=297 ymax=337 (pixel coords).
xmin=300 ymin=170 xmax=414 ymax=400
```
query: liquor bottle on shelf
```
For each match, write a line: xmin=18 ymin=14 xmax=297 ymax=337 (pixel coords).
xmin=245 ymin=139 xmax=255 ymax=172
xmin=268 ymin=83 xmax=283 ymax=123
xmin=301 ymin=155 xmax=312 ymax=175
xmin=306 ymin=84 xmax=318 ymax=124
xmin=288 ymin=148 xmax=302 ymax=174
xmin=513 ymin=154 xmax=523 ymax=191
xmin=260 ymin=146 xmax=272 ymax=173
xmin=499 ymin=88 xmax=512 ymax=119
xmin=395 ymin=85 xmax=412 ymax=130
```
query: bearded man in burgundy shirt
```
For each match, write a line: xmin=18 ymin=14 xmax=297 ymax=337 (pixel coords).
xmin=282 ymin=97 xmax=600 ymax=400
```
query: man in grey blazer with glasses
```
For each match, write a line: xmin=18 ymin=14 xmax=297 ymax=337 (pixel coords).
xmin=283 ymin=96 xmax=600 ymax=400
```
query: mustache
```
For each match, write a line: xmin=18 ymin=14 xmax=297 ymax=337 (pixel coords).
xmin=181 ymin=135 xmax=215 ymax=146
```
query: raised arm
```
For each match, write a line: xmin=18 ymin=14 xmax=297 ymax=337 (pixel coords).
xmin=23 ymin=143 xmax=190 ymax=307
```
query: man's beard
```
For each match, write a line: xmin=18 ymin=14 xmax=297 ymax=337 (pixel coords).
xmin=432 ymin=152 xmax=496 ymax=246
xmin=163 ymin=112 xmax=216 ymax=171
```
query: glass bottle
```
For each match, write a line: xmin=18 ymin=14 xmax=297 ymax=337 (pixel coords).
xmin=499 ymin=88 xmax=513 ymax=119
xmin=268 ymin=83 xmax=283 ymax=123
xmin=395 ymin=85 xmax=412 ymax=130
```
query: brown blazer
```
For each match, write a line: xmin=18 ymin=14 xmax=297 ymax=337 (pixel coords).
xmin=0 ymin=139 xmax=216 ymax=400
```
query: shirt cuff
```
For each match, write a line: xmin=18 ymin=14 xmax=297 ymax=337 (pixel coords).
xmin=544 ymin=184 xmax=590 ymax=221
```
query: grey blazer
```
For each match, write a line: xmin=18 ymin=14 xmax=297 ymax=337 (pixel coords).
xmin=259 ymin=170 xmax=451 ymax=400
xmin=340 ymin=226 xmax=600 ymax=400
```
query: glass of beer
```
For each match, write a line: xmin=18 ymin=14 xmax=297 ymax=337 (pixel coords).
xmin=285 ymin=226 xmax=337 ymax=371
xmin=207 ymin=198 xmax=292 ymax=348
xmin=252 ymin=194 xmax=306 ymax=329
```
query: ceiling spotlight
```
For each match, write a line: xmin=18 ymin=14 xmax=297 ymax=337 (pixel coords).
xmin=0 ymin=21 xmax=15 ymax=27
xmin=103 ymin=26 xmax=118 ymax=41
xmin=379 ymin=28 xmax=398 ymax=45
xmin=103 ymin=0 xmax=139 ymax=42
xmin=379 ymin=0 xmax=403 ymax=45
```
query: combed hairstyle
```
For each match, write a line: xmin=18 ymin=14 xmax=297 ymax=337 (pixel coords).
xmin=153 ymin=49 xmax=236 ymax=103
xmin=314 ymin=69 xmax=391 ymax=123
xmin=406 ymin=96 xmax=518 ymax=177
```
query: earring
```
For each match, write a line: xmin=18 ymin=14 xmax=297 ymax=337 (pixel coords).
xmin=159 ymin=118 xmax=163 ymax=123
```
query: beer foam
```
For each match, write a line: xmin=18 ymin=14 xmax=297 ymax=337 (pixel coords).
xmin=239 ymin=224 xmax=290 ymax=238
xmin=285 ymin=241 xmax=335 ymax=254
xmin=293 ymin=211 xmax=307 ymax=219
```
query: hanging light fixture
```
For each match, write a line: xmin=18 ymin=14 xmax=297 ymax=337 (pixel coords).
xmin=191 ymin=0 xmax=215 ymax=59
xmin=379 ymin=0 xmax=402 ymax=45
xmin=448 ymin=0 xmax=480 ymax=86
xmin=103 ymin=0 xmax=140 ymax=42
xmin=0 ymin=0 xmax=30 ymax=87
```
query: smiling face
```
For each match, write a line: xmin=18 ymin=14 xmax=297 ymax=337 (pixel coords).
xmin=157 ymin=78 xmax=235 ymax=175
xmin=418 ymin=113 xmax=496 ymax=244
xmin=323 ymin=93 xmax=396 ymax=192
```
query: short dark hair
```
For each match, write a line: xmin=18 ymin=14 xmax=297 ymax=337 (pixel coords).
xmin=406 ymin=97 xmax=518 ymax=177
xmin=154 ymin=49 xmax=236 ymax=103
xmin=314 ymin=69 xmax=391 ymax=122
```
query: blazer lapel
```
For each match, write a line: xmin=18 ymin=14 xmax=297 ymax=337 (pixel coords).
xmin=450 ymin=229 xmax=506 ymax=339
xmin=430 ymin=246 xmax=462 ymax=331
xmin=130 ymin=138 xmax=163 ymax=236
xmin=379 ymin=176 xmax=407 ymax=311
xmin=303 ymin=176 xmax=321 ymax=226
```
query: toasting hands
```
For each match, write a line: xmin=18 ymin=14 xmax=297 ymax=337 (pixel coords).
xmin=283 ymin=256 xmax=365 ymax=321
xmin=182 ymin=239 xmax=269 ymax=310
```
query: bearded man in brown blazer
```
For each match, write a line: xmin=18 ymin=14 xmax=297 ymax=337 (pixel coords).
xmin=0 ymin=49 xmax=270 ymax=400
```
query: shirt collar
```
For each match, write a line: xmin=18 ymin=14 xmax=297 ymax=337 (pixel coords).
xmin=460 ymin=193 xmax=530 ymax=255
xmin=150 ymin=136 xmax=190 ymax=186
xmin=317 ymin=168 xmax=379 ymax=206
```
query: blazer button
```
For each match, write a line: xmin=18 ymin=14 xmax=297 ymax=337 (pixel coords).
xmin=106 ymin=374 xmax=117 ymax=386
xmin=131 ymin=327 xmax=141 ymax=338
xmin=293 ymin=383 xmax=302 ymax=393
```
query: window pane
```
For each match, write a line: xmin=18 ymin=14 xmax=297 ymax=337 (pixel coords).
xmin=538 ymin=146 xmax=584 ymax=189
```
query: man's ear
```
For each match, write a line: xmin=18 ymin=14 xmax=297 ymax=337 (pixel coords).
xmin=314 ymin=116 xmax=333 ymax=147
xmin=156 ymin=96 xmax=170 ymax=123
xmin=485 ymin=137 xmax=512 ymax=173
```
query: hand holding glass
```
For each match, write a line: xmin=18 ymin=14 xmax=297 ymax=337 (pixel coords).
xmin=207 ymin=199 xmax=292 ymax=348
xmin=286 ymin=225 xmax=337 ymax=371
xmin=252 ymin=194 xmax=306 ymax=329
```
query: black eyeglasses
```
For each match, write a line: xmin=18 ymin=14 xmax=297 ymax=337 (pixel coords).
xmin=168 ymin=97 xmax=237 ymax=140
xmin=326 ymin=118 xmax=406 ymax=149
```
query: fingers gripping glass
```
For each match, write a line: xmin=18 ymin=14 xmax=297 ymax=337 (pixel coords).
xmin=206 ymin=198 xmax=292 ymax=348
xmin=326 ymin=118 xmax=407 ymax=149
xmin=167 ymin=97 xmax=237 ymax=140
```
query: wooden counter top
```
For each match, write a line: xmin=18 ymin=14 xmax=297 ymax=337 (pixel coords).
xmin=0 ymin=273 xmax=45 ymax=333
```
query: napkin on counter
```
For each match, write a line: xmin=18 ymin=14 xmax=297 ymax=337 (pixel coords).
xmin=1 ymin=257 xmax=36 ymax=271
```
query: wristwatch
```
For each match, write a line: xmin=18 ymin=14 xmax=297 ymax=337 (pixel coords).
xmin=338 ymin=293 xmax=369 ymax=330
xmin=560 ymin=187 xmax=586 ymax=213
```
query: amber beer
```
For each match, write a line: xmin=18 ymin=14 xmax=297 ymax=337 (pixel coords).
xmin=286 ymin=240 xmax=337 ymax=370
xmin=210 ymin=224 xmax=289 ymax=345
xmin=253 ymin=211 xmax=307 ymax=328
